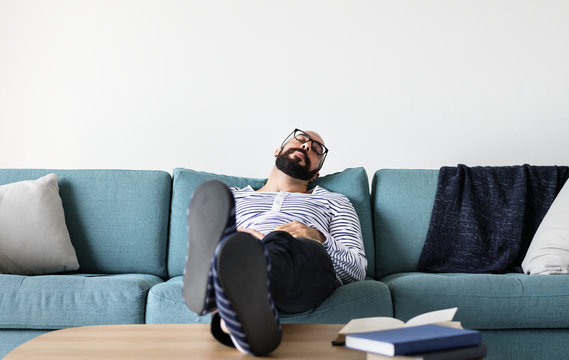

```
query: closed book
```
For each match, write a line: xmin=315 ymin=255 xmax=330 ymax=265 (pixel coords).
xmin=345 ymin=324 xmax=481 ymax=356
xmin=366 ymin=343 xmax=487 ymax=360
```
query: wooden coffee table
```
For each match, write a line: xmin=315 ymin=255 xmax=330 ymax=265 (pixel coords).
xmin=5 ymin=323 xmax=364 ymax=359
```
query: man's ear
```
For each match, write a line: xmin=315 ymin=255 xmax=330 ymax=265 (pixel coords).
xmin=274 ymin=148 xmax=280 ymax=158
xmin=309 ymin=172 xmax=320 ymax=183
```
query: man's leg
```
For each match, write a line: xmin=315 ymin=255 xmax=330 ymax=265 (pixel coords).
xmin=213 ymin=232 xmax=281 ymax=356
xmin=263 ymin=231 xmax=341 ymax=314
xmin=182 ymin=180 xmax=281 ymax=357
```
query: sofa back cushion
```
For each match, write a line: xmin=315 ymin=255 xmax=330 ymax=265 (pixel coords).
xmin=168 ymin=167 xmax=375 ymax=278
xmin=372 ymin=169 xmax=439 ymax=278
xmin=0 ymin=169 xmax=171 ymax=278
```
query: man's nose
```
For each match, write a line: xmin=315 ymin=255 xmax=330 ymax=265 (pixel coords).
xmin=301 ymin=142 xmax=311 ymax=152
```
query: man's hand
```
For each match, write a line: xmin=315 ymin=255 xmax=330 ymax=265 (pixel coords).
xmin=238 ymin=227 xmax=265 ymax=240
xmin=276 ymin=221 xmax=326 ymax=244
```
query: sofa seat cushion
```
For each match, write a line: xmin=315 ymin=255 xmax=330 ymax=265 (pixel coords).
xmin=279 ymin=279 xmax=393 ymax=323
xmin=382 ymin=272 xmax=569 ymax=329
xmin=146 ymin=277 xmax=212 ymax=324
xmin=146 ymin=277 xmax=392 ymax=324
xmin=0 ymin=330 xmax=48 ymax=359
xmin=0 ymin=274 xmax=163 ymax=329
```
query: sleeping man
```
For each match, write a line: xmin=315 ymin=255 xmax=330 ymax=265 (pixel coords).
xmin=183 ymin=128 xmax=367 ymax=356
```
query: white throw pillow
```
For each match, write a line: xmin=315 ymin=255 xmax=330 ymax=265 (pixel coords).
xmin=522 ymin=179 xmax=569 ymax=275
xmin=0 ymin=173 xmax=79 ymax=274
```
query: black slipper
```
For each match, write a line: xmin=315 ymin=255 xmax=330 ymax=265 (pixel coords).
xmin=213 ymin=232 xmax=282 ymax=356
xmin=183 ymin=180 xmax=236 ymax=315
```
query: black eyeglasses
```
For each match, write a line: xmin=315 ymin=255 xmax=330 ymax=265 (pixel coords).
xmin=281 ymin=129 xmax=329 ymax=156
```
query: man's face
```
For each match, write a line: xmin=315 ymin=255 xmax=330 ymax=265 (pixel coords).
xmin=275 ymin=129 xmax=326 ymax=181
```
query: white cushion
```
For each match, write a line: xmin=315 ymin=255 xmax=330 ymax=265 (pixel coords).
xmin=522 ymin=180 xmax=569 ymax=275
xmin=0 ymin=174 xmax=79 ymax=274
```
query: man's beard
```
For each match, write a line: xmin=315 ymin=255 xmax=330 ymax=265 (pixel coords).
xmin=275 ymin=148 xmax=319 ymax=181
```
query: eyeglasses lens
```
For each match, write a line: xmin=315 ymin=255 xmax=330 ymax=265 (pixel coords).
xmin=294 ymin=131 xmax=326 ymax=155
xmin=282 ymin=129 xmax=328 ymax=156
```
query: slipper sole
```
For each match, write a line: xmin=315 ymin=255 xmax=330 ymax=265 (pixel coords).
xmin=216 ymin=233 xmax=282 ymax=356
xmin=183 ymin=180 xmax=234 ymax=314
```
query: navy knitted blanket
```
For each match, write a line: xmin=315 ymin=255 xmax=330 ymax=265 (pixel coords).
xmin=417 ymin=165 xmax=569 ymax=274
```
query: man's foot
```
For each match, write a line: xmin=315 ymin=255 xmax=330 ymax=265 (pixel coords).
xmin=209 ymin=312 xmax=235 ymax=348
xmin=213 ymin=232 xmax=282 ymax=356
xmin=183 ymin=180 xmax=236 ymax=315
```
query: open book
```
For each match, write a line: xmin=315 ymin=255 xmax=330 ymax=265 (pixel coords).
xmin=333 ymin=307 xmax=460 ymax=345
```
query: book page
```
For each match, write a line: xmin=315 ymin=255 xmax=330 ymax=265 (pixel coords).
xmin=340 ymin=316 xmax=405 ymax=335
xmin=334 ymin=308 xmax=459 ymax=345
xmin=404 ymin=307 xmax=457 ymax=327
xmin=334 ymin=317 xmax=405 ymax=344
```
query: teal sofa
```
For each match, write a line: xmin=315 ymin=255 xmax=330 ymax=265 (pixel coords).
xmin=1 ymin=167 xmax=566 ymax=359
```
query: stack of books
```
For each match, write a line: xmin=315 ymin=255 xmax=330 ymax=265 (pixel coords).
xmin=335 ymin=308 xmax=486 ymax=360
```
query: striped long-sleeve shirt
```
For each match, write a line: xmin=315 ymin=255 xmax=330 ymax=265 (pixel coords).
xmin=231 ymin=185 xmax=367 ymax=284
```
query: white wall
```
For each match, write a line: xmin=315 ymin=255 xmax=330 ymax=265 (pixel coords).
xmin=1 ymin=0 xmax=568 ymax=180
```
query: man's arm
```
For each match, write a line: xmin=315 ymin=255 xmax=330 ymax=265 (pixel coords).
xmin=238 ymin=227 xmax=265 ymax=240
xmin=240 ymin=222 xmax=326 ymax=243
xmin=320 ymin=195 xmax=368 ymax=284
xmin=275 ymin=221 xmax=326 ymax=243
